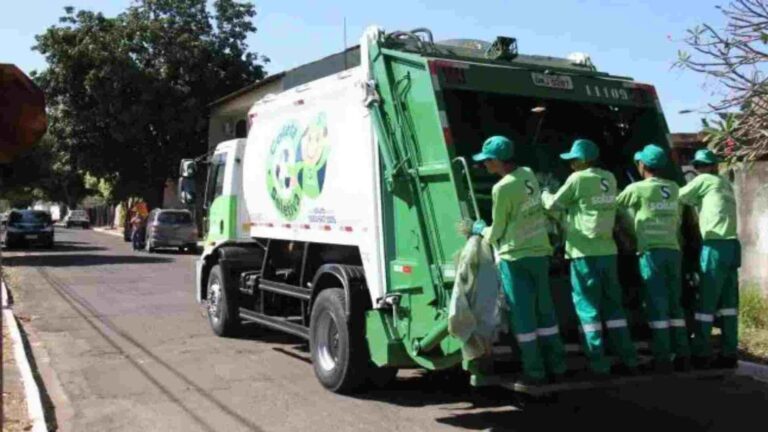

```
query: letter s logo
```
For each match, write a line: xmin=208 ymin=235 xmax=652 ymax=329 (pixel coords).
xmin=600 ymin=178 xmax=610 ymax=193
xmin=661 ymin=185 xmax=671 ymax=200
xmin=524 ymin=180 xmax=534 ymax=195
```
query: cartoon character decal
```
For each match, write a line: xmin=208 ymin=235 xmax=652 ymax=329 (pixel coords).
xmin=265 ymin=113 xmax=331 ymax=220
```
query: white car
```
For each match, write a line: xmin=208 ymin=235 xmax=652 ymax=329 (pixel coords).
xmin=64 ymin=210 xmax=90 ymax=229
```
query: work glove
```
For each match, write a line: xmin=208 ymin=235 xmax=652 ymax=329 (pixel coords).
xmin=471 ymin=219 xmax=487 ymax=236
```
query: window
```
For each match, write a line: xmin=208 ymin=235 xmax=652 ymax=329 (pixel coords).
xmin=10 ymin=211 xmax=52 ymax=224
xmin=157 ymin=211 xmax=193 ymax=225
xmin=235 ymin=119 xmax=247 ymax=138
xmin=205 ymin=152 xmax=228 ymax=209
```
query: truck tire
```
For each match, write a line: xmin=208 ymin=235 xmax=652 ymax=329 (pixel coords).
xmin=310 ymin=288 xmax=368 ymax=393
xmin=207 ymin=264 xmax=240 ymax=337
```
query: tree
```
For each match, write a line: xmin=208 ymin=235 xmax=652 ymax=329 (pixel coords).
xmin=677 ymin=0 xmax=768 ymax=162
xmin=33 ymin=0 xmax=267 ymax=209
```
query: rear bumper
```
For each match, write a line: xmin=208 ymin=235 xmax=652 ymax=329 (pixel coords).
xmin=5 ymin=231 xmax=53 ymax=245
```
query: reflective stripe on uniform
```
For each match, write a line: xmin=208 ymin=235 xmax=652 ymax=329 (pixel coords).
xmin=670 ymin=319 xmax=686 ymax=327
xmin=605 ymin=319 xmax=628 ymax=329
xmin=717 ymin=308 xmax=738 ymax=317
xmin=516 ymin=332 xmax=538 ymax=343
xmin=649 ymin=320 xmax=670 ymax=329
xmin=695 ymin=313 xmax=714 ymax=322
xmin=536 ymin=325 xmax=559 ymax=337
xmin=581 ymin=323 xmax=603 ymax=333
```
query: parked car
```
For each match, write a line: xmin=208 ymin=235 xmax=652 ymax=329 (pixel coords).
xmin=145 ymin=209 xmax=198 ymax=253
xmin=64 ymin=209 xmax=90 ymax=228
xmin=2 ymin=209 xmax=54 ymax=249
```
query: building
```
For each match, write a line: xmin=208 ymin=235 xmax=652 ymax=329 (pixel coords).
xmin=207 ymin=47 xmax=360 ymax=150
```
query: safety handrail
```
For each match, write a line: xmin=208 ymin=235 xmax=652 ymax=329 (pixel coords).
xmin=452 ymin=156 xmax=481 ymax=221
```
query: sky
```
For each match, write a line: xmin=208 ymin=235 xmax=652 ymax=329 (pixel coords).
xmin=1 ymin=0 xmax=728 ymax=132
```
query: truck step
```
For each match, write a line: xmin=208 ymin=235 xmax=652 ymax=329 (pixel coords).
xmin=470 ymin=368 xmax=734 ymax=396
xmin=239 ymin=308 xmax=310 ymax=339
xmin=259 ymin=279 xmax=311 ymax=301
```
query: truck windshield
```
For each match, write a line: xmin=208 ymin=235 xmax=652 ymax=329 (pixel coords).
xmin=442 ymin=89 xmax=674 ymax=221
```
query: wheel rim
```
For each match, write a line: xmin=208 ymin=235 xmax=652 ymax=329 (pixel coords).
xmin=208 ymin=281 xmax=222 ymax=323
xmin=316 ymin=311 xmax=340 ymax=372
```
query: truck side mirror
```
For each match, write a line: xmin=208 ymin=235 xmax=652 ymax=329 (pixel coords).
xmin=180 ymin=159 xmax=197 ymax=178
xmin=179 ymin=177 xmax=196 ymax=205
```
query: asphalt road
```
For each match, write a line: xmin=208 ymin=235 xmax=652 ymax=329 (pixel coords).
xmin=4 ymin=227 xmax=768 ymax=432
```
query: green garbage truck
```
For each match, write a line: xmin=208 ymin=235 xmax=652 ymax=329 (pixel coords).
xmin=179 ymin=26 xmax=697 ymax=394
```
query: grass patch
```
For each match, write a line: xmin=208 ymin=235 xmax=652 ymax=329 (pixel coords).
xmin=739 ymin=284 xmax=768 ymax=364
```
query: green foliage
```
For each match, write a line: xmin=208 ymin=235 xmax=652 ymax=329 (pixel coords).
xmin=32 ymin=0 xmax=267 ymax=208
xmin=740 ymin=284 xmax=768 ymax=330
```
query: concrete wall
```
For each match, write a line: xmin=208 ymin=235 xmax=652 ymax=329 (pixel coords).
xmin=734 ymin=161 xmax=768 ymax=295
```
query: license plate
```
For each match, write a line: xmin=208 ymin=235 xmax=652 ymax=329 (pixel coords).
xmin=25 ymin=235 xmax=38 ymax=240
xmin=531 ymin=72 xmax=574 ymax=90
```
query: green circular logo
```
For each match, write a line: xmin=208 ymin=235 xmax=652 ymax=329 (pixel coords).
xmin=266 ymin=121 xmax=303 ymax=220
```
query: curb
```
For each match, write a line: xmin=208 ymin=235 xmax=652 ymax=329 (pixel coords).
xmin=3 ymin=281 xmax=48 ymax=432
xmin=92 ymin=227 xmax=124 ymax=238
xmin=737 ymin=360 xmax=768 ymax=384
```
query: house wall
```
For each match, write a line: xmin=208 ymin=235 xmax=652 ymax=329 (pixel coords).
xmin=733 ymin=161 xmax=768 ymax=296
xmin=208 ymin=79 xmax=283 ymax=150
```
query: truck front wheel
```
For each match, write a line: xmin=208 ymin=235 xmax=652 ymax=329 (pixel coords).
xmin=207 ymin=264 xmax=239 ymax=336
xmin=310 ymin=288 xmax=368 ymax=393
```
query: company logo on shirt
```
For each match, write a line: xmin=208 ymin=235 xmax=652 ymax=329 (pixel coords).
xmin=649 ymin=201 xmax=678 ymax=211
xmin=524 ymin=180 xmax=535 ymax=196
xmin=591 ymin=194 xmax=615 ymax=204
xmin=600 ymin=178 xmax=610 ymax=192
xmin=661 ymin=185 xmax=671 ymax=200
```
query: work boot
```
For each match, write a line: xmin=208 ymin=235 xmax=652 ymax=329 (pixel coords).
xmin=712 ymin=355 xmax=738 ymax=370
xmin=674 ymin=356 xmax=691 ymax=372
xmin=515 ymin=374 xmax=546 ymax=388
xmin=642 ymin=360 xmax=673 ymax=374
xmin=612 ymin=363 xmax=640 ymax=377
xmin=691 ymin=356 xmax=712 ymax=370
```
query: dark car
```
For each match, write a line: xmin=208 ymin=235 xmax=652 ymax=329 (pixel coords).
xmin=145 ymin=209 xmax=198 ymax=253
xmin=2 ymin=209 xmax=54 ymax=249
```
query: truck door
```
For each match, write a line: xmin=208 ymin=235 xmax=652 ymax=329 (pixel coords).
xmin=204 ymin=150 xmax=236 ymax=242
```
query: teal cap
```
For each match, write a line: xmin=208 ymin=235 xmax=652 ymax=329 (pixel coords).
xmin=560 ymin=139 xmax=599 ymax=162
xmin=634 ymin=144 xmax=668 ymax=169
xmin=473 ymin=136 xmax=514 ymax=162
xmin=692 ymin=148 xmax=722 ymax=166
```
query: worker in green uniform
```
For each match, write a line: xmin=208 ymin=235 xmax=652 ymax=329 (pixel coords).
xmin=542 ymin=138 xmax=639 ymax=376
xmin=679 ymin=149 xmax=740 ymax=369
xmin=470 ymin=135 xmax=567 ymax=384
xmin=616 ymin=144 xmax=690 ymax=372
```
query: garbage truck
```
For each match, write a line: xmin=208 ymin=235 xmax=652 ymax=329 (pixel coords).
xmin=179 ymin=26 xmax=705 ymax=394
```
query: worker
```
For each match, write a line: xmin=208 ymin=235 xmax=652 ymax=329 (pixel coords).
xmin=542 ymin=138 xmax=639 ymax=376
xmin=616 ymin=144 xmax=690 ymax=372
xmin=470 ymin=135 xmax=566 ymax=385
xmin=679 ymin=149 xmax=740 ymax=369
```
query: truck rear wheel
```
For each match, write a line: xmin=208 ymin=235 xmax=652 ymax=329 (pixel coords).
xmin=310 ymin=288 xmax=368 ymax=393
xmin=207 ymin=264 xmax=239 ymax=336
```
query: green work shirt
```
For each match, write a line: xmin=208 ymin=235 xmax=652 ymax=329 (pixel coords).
xmin=679 ymin=173 xmax=738 ymax=240
xmin=542 ymin=167 xmax=617 ymax=259
xmin=615 ymin=177 xmax=681 ymax=253
xmin=481 ymin=166 xmax=552 ymax=261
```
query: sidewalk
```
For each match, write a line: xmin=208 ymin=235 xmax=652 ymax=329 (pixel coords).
xmin=3 ymin=317 xmax=33 ymax=431
xmin=2 ymin=280 xmax=47 ymax=432
xmin=91 ymin=226 xmax=124 ymax=238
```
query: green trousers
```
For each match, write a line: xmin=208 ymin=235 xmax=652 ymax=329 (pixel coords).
xmin=499 ymin=257 xmax=567 ymax=380
xmin=638 ymin=249 xmax=690 ymax=362
xmin=570 ymin=255 xmax=638 ymax=373
xmin=693 ymin=239 xmax=741 ymax=359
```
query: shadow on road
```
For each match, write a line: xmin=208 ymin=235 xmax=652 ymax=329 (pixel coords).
xmin=3 ymin=253 xmax=173 ymax=267
xmin=363 ymin=373 xmax=768 ymax=431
